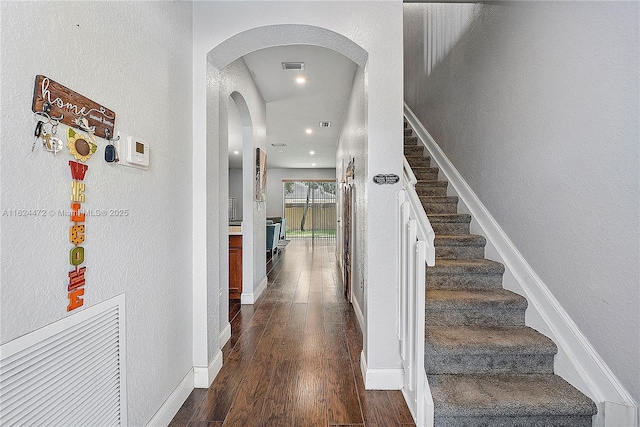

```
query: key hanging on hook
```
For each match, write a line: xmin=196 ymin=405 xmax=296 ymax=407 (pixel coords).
xmin=104 ymin=128 xmax=120 ymax=163
xmin=32 ymin=120 xmax=43 ymax=152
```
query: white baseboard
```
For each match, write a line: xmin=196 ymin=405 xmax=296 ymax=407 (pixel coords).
xmin=193 ymin=349 xmax=223 ymax=389
xmin=404 ymin=103 xmax=639 ymax=426
xmin=219 ymin=322 xmax=231 ymax=348
xmin=351 ymin=293 xmax=365 ymax=333
xmin=146 ymin=368 xmax=194 ymax=427
xmin=241 ymin=276 xmax=267 ymax=304
xmin=360 ymin=351 xmax=403 ymax=390
xmin=353 ymin=290 xmax=403 ymax=390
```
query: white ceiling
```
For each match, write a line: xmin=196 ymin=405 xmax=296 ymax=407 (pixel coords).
xmin=228 ymin=45 xmax=358 ymax=169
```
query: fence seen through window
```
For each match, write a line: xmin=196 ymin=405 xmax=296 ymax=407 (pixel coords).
xmin=283 ymin=180 xmax=336 ymax=241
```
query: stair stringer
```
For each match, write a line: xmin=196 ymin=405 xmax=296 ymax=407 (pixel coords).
xmin=404 ymin=103 xmax=638 ymax=427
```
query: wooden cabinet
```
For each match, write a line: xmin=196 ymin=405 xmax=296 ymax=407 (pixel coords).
xmin=229 ymin=235 xmax=242 ymax=300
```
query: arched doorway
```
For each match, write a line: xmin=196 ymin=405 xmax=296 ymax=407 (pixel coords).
xmin=192 ymin=23 xmax=369 ymax=388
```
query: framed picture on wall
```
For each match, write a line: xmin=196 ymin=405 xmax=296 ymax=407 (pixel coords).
xmin=256 ymin=148 xmax=267 ymax=201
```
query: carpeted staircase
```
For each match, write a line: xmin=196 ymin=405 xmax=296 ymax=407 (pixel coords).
xmin=404 ymin=121 xmax=598 ymax=427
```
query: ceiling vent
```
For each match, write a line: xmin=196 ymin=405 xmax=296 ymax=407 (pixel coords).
xmin=319 ymin=121 xmax=332 ymax=128
xmin=282 ymin=62 xmax=305 ymax=70
xmin=271 ymin=143 xmax=287 ymax=147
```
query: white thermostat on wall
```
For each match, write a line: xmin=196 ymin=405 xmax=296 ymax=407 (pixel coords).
xmin=121 ymin=135 xmax=149 ymax=170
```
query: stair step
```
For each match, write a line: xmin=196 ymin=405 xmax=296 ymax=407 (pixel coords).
xmin=425 ymin=288 xmax=526 ymax=326
xmin=411 ymin=166 xmax=439 ymax=181
xmin=428 ymin=373 xmax=597 ymax=426
xmin=404 ymin=128 xmax=412 ymax=136
xmin=425 ymin=326 xmax=556 ymax=374
xmin=415 ymin=185 xmax=447 ymax=197
xmin=427 ymin=259 xmax=505 ymax=290
xmin=404 ymin=145 xmax=425 ymax=156
xmin=405 ymin=155 xmax=431 ymax=168
xmin=428 ymin=213 xmax=471 ymax=234
xmin=415 ymin=181 xmax=448 ymax=197
xmin=435 ymin=234 xmax=486 ymax=259
xmin=415 ymin=179 xmax=447 ymax=188
xmin=419 ymin=195 xmax=458 ymax=214
xmin=405 ymin=135 xmax=419 ymax=145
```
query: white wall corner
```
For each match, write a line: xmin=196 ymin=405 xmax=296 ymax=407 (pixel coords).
xmin=193 ymin=350 xmax=223 ymax=389
xmin=145 ymin=368 xmax=194 ymax=427
xmin=241 ymin=275 xmax=267 ymax=305
xmin=219 ymin=322 xmax=231 ymax=349
xmin=360 ymin=351 xmax=404 ymax=390
xmin=404 ymin=103 xmax=639 ymax=427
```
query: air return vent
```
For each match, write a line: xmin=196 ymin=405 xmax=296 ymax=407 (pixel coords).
xmin=281 ymin=62 xmax=304 ymax=70
xmin=271 ymin=143 xmax=287 ymax=147
xmin=0 ymin=294 xmax=127 ymax=427
xmin=319 ymin=121 xmax=332 ymax=128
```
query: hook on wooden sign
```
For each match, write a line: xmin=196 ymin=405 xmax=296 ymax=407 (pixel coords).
xmin=31 ymin=75 xmax=116 ymax=139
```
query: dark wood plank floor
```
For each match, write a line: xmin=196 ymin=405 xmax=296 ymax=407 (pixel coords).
xmin=169 ymin=239 xmax=415 ymax=427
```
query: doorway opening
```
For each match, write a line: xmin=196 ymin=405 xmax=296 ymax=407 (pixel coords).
xmin=283 ymin=180 xmax=337 ymax=242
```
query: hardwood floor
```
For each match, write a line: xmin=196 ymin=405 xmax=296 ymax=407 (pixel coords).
xmin=169 ymin=239 xmax=415 ymax=427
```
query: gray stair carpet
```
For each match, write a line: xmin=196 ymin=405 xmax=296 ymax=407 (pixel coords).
xmin=404 ymin=120 xmax=597 ymax=426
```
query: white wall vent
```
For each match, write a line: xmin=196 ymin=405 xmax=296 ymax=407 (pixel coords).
xmin=0 ymin=294 xmax=127 ymax=427
xmin=281 ymin=62 xmax=304 ymax=70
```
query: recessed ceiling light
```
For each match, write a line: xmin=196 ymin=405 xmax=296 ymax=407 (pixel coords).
xmin=233 ymin=151 xmax=239 ymax=155
xmin=296 ymin=77 xmax=306 ymax=84
xmin=312 ymin=163 xmax=316 ymax=167
xmin=305 ymin=128 xmax=313 ymax=134
xmin=310 ymin=150 xmax=315 ymax=155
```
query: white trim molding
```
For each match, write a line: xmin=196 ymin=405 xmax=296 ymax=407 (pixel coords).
xmin=360 ymin=351 xmax=404 ymax=390
xmin=404 ymin=103 xmax=638 ymax=427
xmin=219 ymin=322 xmax=231 ymax=348
xmin=193 ymin=350 xmax=223 ymax=389
xmin=352 ymin=293 xmax=365 ymax=333
xmin=241 ymin=275 xmax=267 ymax=305
xmin=146 ymin=368 xmax=194 ymax=427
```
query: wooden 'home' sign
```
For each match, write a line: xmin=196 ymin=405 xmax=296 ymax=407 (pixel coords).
xmin=31 ymin=75 xmax=116 ymax=139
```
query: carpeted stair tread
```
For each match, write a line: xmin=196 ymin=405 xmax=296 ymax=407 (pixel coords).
xmin=427 ymin=259 xmax=506 ymax=290
xmin=405 ymin=153 xmax=431 ymax=160
xmin=435 ymin=234 xmax=486 ymax=259
xmin=411 ymin=166 xmax=439 ymax=174
xmin=426 ymin=325 xmax=557 ymax=356
xmin=419 ymin=195 xmax=458 ymax=203
xmin=425 ymin=288 xmax=527 ymax=327
xmin=425 ymin=326 xmax=557 ymax=374
xmin=428 ymin=373 xmax=598 ymax=418
xmin=431 ymin=258 xmax=505 ymax=275
xmin=435 ymin=234 xmax=486 ymax=246
xmin=427 ymin=213 xmax=471 ymax=223
xmin=405 ymin=156 xmax=432 ymax=167
xmin=425 ymin=288 xmax=527 ymax=310
xmin=415 ymin=180 xmax=448 ymax=187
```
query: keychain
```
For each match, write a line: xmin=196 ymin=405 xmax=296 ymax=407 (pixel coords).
xmin=104 ymin=128 xmax=119 ymax=163
xmin=42 ymin=120 xmax=63 ymax=155
xmin=32 ymin=101 xmax=63 ymax=153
